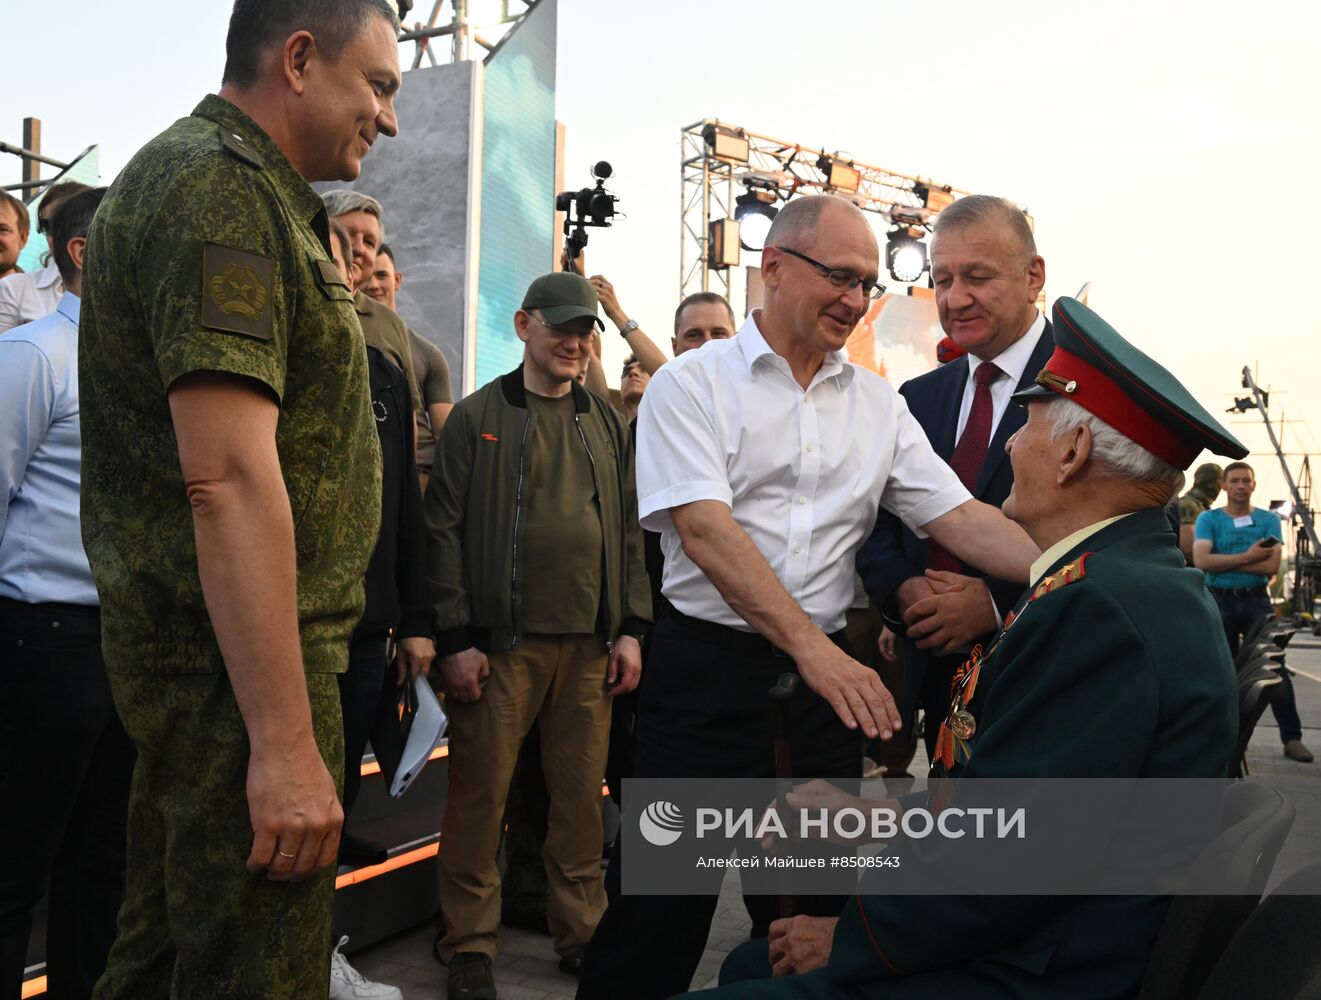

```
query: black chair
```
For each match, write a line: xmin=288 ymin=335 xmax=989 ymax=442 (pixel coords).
xmin=1232 ymin=665 xmax=1284 ymax=778
xmin=1198 ymin=863 xmax=1321 ymax=999
xmin=1135 ymin=782 xmax=1295 ymax=1000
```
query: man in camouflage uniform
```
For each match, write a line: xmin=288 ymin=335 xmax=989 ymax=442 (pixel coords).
xmin=78 ymin=2 xmax=400 ymax=996
xmin=1177 ymin=462 xmax=1223 ymax=564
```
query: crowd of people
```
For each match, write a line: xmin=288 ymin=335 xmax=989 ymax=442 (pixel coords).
xmin=0 ymin=2 xmax=1308 ymax=1000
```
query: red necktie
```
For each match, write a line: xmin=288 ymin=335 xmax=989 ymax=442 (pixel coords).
xmin=928 ymin=362 xmax=1001 ymax=573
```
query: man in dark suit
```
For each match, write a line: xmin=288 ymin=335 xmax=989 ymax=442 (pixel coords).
xmin=858 ymin=195 xmax=1054 ymax=763
xmin=684 ymin=296 xmax=1245 ymax=999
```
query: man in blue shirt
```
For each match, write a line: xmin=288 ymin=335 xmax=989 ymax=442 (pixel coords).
xmin=0 ymin=187 xmax=137 ymax=998
xmin=1193 ymin=460 xmax=1311 ymax=762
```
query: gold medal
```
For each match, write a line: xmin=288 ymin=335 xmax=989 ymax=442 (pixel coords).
xmin=949 ymin=708 xmax=976 ymax=740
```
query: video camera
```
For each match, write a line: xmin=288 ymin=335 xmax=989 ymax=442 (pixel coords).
xmin=556 ymin=161 xmax=620 ymax=261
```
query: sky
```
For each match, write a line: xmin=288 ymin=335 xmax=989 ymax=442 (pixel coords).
xmin=6 ymin=0 xmax=1321 ymax=518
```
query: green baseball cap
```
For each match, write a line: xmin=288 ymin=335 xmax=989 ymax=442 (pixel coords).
xmin=520 ymin=272 xmax=604 ymax=329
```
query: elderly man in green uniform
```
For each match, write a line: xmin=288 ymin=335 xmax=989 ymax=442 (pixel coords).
xmin=1177 ymin=462 xmax=1223 ymax=563
xmin=78 ymin=2 xmax=400 ymax=996
xmin=682 ymin=297 xmax=1245 ymax=1000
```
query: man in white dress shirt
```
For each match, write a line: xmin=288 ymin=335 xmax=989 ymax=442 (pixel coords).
xmin=576 ymin=196 xmax=1039 ymax=1000
xmin=0 ymin=181 xmax=92 ymax=334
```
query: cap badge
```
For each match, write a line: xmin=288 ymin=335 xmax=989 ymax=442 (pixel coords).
xmin=1036 ymin=370 xmax=1078 ymax=394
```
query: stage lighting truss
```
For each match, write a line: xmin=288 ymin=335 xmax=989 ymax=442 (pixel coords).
xmin=398 ymin=0 xmax=540 ymax=68
xmin=679 ymin=119 xmax=1020 ymax=304
xmin=886 ymin=225 xmax=930 ymax=284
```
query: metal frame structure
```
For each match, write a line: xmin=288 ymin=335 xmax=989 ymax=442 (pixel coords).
xmin=398 ymin=0 xmax=542 ymax=67
xmin=680 ymin=119 xmax=993 ymax=303
xmin=1235 ymin=366 xmax=1320 ymax=620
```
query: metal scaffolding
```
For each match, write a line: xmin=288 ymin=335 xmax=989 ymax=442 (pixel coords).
xmin=397 ymin=0 xmax=541 ymax=67
xmin=679 ymin=119 xmax=1005 ymax=307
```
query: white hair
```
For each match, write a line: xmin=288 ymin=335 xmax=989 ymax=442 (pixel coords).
xmin=322 ymin=190 xmax=386 ymax=244
xmin=1045 ymin=398 xmax=1186 ymax=498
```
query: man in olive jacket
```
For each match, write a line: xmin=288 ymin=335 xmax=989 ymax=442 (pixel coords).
xmin=425 ymin=272 xmax=651 ymax=997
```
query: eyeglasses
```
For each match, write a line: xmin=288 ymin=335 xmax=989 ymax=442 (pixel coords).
xmin=772 ymin=246 xmax=887 ymax=300
xmin=37 ymin=215 xmax=53 ymax=235
xmin=530 ymin=312 xmax=598 ymax=340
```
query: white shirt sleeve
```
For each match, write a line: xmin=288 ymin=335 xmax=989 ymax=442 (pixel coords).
xmin=635 ymin=365 xmax=733 ymax=533
xmin=0 ymin=275 xmax=23 ymax=334
xmin=879 ymin=391 xmax=972 ymax=538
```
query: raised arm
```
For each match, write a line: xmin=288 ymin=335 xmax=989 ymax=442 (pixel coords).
xmin=921 ymin=499 xmax=1039 ymax=585
xmin=590 ymin=274 xmax=668 ymax=375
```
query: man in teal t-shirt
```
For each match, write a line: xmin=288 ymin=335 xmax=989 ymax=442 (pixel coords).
xmin=1193 ymin=461 xmax=1311 ymax=762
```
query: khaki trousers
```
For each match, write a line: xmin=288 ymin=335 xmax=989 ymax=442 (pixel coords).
xmin=436 ymin=634 xmax=610 ymax=959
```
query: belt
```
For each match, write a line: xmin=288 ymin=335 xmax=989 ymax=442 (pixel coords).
xmin=1209 ymin=586 xmax=1269 ymax=600
xmin=0 ymin=594 xmax=101 ymax=623
xmin=664 ymin=607 xmax=845 ymax=660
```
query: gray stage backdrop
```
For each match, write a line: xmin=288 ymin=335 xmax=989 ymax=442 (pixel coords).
xmin=316 ymin=59 xmax=480 ymax=395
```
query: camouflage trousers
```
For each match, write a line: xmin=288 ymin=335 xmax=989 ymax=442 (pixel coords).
xmin=93 ymin=671 xmax=343 ymax=1000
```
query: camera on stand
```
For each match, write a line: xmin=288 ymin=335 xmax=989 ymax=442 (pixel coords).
xmin=556 ymin=161 xmax=620 ymax=263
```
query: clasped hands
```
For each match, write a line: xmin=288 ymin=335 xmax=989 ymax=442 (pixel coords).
xmin=899 ymin=569 xmax=999 ymax=655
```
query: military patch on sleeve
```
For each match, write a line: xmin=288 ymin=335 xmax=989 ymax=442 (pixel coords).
xmin=201 ymin=243 xmax=274 ymax=340
xmin=1030 ymin=554 xmax=1091 ymax=601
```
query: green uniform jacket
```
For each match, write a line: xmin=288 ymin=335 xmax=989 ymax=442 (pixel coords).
xmin=425 ymin=366 xmax=651 ymax=655
xmin=828 ymin=508 xmax=1237 ymax=999
xmin=80 ymin=94 xmax=380 ymax=676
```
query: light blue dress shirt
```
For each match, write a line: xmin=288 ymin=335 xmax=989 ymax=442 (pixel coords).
xmin=0 ymin=291 xmax=99 ymax=605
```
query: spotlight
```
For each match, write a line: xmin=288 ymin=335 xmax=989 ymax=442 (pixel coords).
xmin=817 ymin=155 xmax=860 ymax=193
xmin=735 ymin=190 xmax=778 ymax=252
xmin=708 ymin=219 xmax=740 ymax=269
xmin=886 ymin=226 xmax=928 ymax=283
xmin=914 ymin=180 xmax=954 ymax=212
xmin=702 ymin=125 xmax=750 ymax=165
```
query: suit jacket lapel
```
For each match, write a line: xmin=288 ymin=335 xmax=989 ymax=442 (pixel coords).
xmin=973 ymin=321 xmax=1055 ymax=497
xmin=931 ymin=358 xmax=970 ymax=459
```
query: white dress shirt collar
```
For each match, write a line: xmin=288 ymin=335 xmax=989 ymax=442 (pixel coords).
xmin=967 ymin=310 xmax=1046 ymax=388
xmin=737 ymin=311 xmax=855 ymax=392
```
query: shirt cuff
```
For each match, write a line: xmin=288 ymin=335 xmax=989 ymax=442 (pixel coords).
xmin=900 ymin=483 xmax=973 ymax=540
xmin=638 ymin=481 xmax=733 ymax=533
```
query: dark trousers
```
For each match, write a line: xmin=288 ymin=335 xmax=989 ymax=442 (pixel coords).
xmin=0 ymin=597 xmax=135 ymax=1000
xmin=577 ymin=611 xmax=861 ymax=1000
xmin=338 ymin=633 xmax=390 ymax=820
xmin=1212 ymin=589 xmax=1303 ymax=743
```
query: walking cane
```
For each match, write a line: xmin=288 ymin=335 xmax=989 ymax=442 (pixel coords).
xmin=769 ymin=672 xmax=800 ymax=919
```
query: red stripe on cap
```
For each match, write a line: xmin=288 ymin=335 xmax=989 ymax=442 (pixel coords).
xmin=1042 ymin=348 xmax=1198 ymax=467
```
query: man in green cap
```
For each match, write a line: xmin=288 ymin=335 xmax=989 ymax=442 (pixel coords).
xmin=686 ymin=296 xmax=1243 ymax=1000
xmin=1178 ymin=462 xmax=1223 ymax=563
xmin=78 ymin=1 xmax=399 ymax=996
xmin=426 ymin=271 xmax=652 ymax=997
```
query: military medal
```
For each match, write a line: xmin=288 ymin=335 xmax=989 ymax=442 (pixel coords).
xmin=949 ymin=708 xmax=976 ymax=740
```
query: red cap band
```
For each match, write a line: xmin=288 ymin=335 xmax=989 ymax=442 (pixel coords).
xmin=1040 ymin=347 xmax=1197 ymax=468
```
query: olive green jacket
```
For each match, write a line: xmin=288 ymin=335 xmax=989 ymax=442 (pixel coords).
xmin=426 ymin=366 xmax=651 ymax=655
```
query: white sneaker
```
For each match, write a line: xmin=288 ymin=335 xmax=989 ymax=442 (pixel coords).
xmin=330 ymin=935 xmax=404 ymax=1000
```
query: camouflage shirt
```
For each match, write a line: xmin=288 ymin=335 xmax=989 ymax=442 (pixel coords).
xmin=1177 ymin=487 xmax=1215 ymax=526
xmin=80 ymin=94 xmax=382 ymax=675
